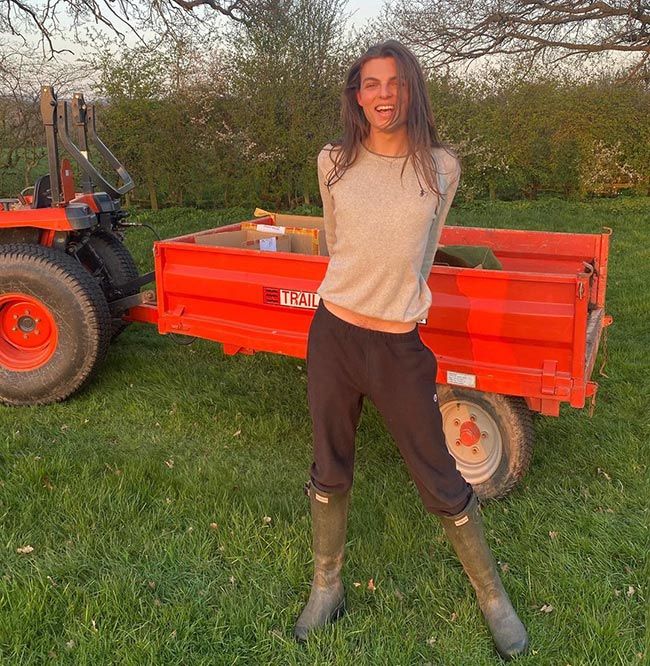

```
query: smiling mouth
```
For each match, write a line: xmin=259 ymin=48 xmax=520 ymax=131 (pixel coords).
xmin=375 ymin=105 xmax=395 ymax=117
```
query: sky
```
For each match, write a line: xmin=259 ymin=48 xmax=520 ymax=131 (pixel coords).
xmin=347 ymin=0 xmax=383 ymax=26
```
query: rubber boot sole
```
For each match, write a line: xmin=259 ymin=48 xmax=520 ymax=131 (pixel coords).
xmin=294 ymin=598 xmax=346 ymax=643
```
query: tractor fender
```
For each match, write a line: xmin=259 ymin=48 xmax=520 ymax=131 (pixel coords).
xmin=0 ymin=202 xmax=96 ymax=232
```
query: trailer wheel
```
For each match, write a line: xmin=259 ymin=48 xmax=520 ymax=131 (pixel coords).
xmin=438 ymin=387 xmax=534 ymax=500
xmin=85 ymin=231 xmax=139 ymax=339
xmin=0 ymin=244 xmax=111 ymax=406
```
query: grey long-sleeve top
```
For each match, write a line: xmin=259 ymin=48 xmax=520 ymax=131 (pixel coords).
xmin=316 ymin=143 xmax=461 ymax=323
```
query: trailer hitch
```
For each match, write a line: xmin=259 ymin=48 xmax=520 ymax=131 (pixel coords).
xmin=109 ymin=286 xmax=156 ymax=316
xmin=108 ymin=271 xmax=156 ymax=302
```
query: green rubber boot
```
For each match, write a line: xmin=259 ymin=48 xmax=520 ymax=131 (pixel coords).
xmin=294 ymin=484 xmax=349 ymax=642
xmin=439 ymin=494 xmax=529 ymax=660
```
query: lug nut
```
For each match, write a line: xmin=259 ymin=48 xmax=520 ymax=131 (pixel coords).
xmin=470 ymin=414 xmax=476 ymax=422
xmin=453 ymin=418 xmax=460 ymax=426
xmin=455 ymin=439 xmax=461 ymax=446
xmin=472 ymin=447 xmax=479 ymax=454
xmin=481 ymin=431 xmax=488 ymax=439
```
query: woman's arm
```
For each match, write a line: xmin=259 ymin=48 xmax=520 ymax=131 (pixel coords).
xmin=318 ymin=149 xmax=337 ymax=256
xmin=420 ymin=154 xmax=461 ymax=279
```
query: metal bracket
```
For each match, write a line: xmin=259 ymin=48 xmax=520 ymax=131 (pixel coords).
xmin=541 ymin=360 xmax=557 ymax=396
xmin=109 ymin=289 xmax=155 ymax=315
xmin=168 ymin=305 xmax=190 ymax=332
xmin=582 ymin=261 xmax=595 ymax=276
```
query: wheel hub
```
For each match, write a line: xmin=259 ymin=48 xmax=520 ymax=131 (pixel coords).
xmin=18 ymin=315 xmax=36 ymax=333
xmin=0 ymin=294 xmax=58 ymax=370
xmin=441 ymin=399 xmax=503 ymax=485
xmin=459 ymin=420 xmax=481 ymax=446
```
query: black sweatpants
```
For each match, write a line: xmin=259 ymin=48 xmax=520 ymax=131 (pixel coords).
xmin=307 ymin=301 xmax=472 ymax=517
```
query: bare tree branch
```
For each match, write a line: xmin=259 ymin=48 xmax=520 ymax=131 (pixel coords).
xmin=382 ymin=0 xmax=650 ymax=75
xmin=0 ymin=0 xmax=283 ymax=51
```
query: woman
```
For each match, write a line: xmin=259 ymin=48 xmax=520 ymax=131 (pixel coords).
xmin=294 ymin=41 xmax=528 ymax=660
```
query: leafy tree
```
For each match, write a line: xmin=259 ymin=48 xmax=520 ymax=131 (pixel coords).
xmin=93 ymin=47 xmax=170 ymax=209
xmin=222 ymin=0 xmax=351 ymax=206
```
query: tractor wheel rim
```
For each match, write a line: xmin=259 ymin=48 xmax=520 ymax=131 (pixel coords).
xmin=0 ymin=293 xmax=58 ymax=371
xmin=441 ymin=399 xmax=503 ymax=485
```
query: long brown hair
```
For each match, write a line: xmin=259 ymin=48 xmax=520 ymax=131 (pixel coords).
xmin=327 ymin=40 xmax=447 ymax=194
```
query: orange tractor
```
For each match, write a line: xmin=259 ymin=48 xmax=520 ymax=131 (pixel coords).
xmin=0 ymin=87 xmax=147 ymax=405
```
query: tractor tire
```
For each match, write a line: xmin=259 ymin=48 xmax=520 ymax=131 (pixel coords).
xmin=0 ymin=244 xmax=111 ymax=406
xmin=85 ymin=230 xmax=139 ymax=339
xmin=438 ymin=386 xmax=534 ymax=500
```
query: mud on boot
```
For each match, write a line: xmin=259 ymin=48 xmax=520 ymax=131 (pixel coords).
xmin=294 ymin=484 xmax=350 ymax=642
xmin=439 ymin=493 xmax=529 ymax=660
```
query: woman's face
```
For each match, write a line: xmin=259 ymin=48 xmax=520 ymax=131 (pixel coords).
xmin=356 ymin=56 xmax=409 ymax=133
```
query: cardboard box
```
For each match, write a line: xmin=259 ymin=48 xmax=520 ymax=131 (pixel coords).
xmin=190 ymin=209 xmax=328 ymax=256
xmin=254 ymin=208 xmax=324 ymax=230
xmin=241 ymin=221 xmax=323 ymax=256
xmin=251 ymin=209 xmax=327 ymax=255
xmin=195 ymin=229 xmax=291 ymax=253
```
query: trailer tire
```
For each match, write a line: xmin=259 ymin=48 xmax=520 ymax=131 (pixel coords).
xmin=0 ymin=244 xmax=111 ymax=406
xmin=437 ymin=387 xmax=534 ymax=500
xmin=85 ymin=230 xmax=139 ymax=339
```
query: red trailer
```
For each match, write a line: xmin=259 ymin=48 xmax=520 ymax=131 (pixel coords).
xmin=123 ymin=214 xmax=612 ymax=499
xmin=0 ymin=88 xmax=612 ymax=500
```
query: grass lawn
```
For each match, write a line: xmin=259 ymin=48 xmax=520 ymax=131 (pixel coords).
xmin=0 ymin=199 xmax=647 ymax=665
